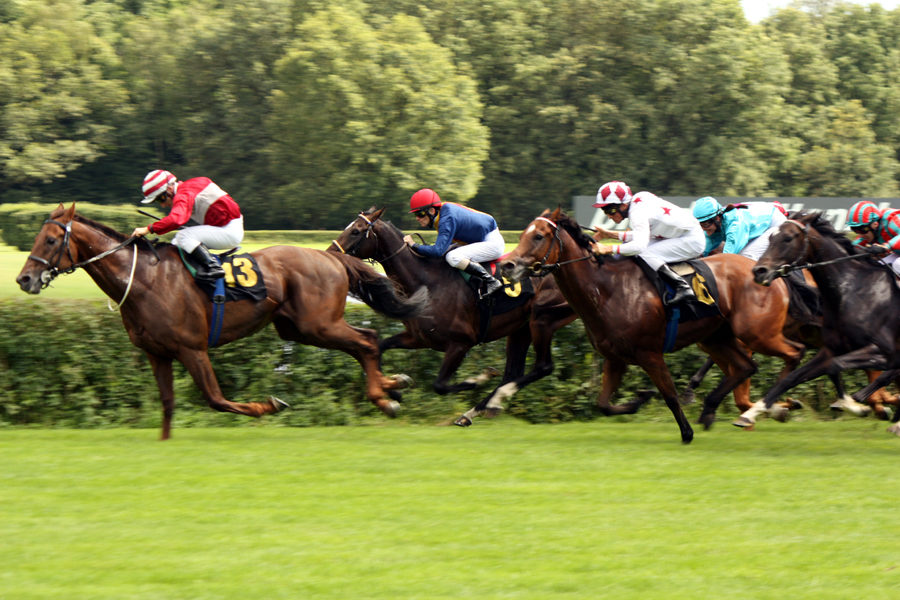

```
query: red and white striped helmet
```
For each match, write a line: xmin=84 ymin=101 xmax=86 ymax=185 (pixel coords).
xmin=594 ymin=181 xmax=632 ymax=207
xmin=141 ymin=170 xmax=176 ymax=204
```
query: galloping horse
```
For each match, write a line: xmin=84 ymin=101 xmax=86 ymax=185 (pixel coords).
xmin=500 ymin=208 xmax=810 ymax=443
xmin=16 ymin=204 xmax=427 ymax=439
xmin=744 ymin=212 xmax=900 ymax=432
xmin=329 ymin=207 xmax=577 ymax=424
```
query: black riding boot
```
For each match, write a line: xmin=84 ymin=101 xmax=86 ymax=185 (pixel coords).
xmin=656 ymin=264 xmax=695 ymax=305
xmin=463 ymin=261 xmax=503 ymax=298
xmin=190 ymin=244 xmax=226 ymax=280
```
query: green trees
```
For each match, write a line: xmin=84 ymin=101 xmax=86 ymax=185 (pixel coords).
xmin=3 ymin=0 xmax=900 ymax=228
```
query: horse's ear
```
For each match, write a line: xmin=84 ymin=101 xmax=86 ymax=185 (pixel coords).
xmin=64 ymin=203 xmax=76 ymax=219
xmin=550 ymin=206 xmax=562 ymax=221
xmin=372 ymin=206 xmax=386 ymax=221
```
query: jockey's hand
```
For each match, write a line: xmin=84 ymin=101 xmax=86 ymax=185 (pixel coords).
xmin=402 ymin=234 xmax=415 ymax=247
xmin=592 ymin=226 xmax=618 ymax=241
xmin=132 ymin=226 xmax=150 ymax=238
xmin=864 ymin=243 xmax=888 ymax=255
xmin=591 ymin=243 xmax=614 ymax=256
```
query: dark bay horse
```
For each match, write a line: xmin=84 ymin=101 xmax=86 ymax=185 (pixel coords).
xmin=16 ymin=204 xmax=427 ymax=439
xmin=329 ymin=207 xmax=577 ymax=424
xmin=499 ymin=208 xmax=810 ymax=443
xmin=746 ymin=212 xmax=900 ymax=432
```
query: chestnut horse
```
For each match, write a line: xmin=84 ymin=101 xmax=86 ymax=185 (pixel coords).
xmin=744 ymin=212 xmax=900 ymax=432
xmin=500 ymin=208 xmax=809 ymax=443
xmin=16 ymin=204 xmax=427 ymax=439
xmin=329 ymin=207 xmax=577 ymax=425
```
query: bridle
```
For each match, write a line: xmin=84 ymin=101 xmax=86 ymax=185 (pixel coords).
xmin=330 ymin=213 xmax=407 ymax=263
xmin=30 ymin=217 xmax=139 ymax=309
xmin=525 ymin=217 xmax=593 ymax=276
xmin=773 ymin=219 xmax=872 ymax=277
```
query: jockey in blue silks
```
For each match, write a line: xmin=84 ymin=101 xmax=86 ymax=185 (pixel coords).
xmin=403 ymin=188 xmax=505 ymax=297
xmin=692 ymin=196 xmax=788 ymax=260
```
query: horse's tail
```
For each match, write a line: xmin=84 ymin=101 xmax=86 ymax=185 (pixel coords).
xmin=334 ymin=253 xmax=429 ymax=319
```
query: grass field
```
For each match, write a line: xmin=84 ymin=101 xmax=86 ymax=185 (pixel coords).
xmin=0 ymin=419 xmax=898 ymax=599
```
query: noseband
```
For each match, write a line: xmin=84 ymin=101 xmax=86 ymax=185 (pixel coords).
xmin=773 ymin=220 xmax=811 ymax=277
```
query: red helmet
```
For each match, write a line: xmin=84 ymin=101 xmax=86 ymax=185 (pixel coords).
xmin=409 ymin=188 xmax=442 ymax=213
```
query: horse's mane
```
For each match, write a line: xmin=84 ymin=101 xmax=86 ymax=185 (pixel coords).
xmin=550 ymin=210 xmax=596 ymax=253
xmin=71 ymin=211 xmax=167 ymax=252
xmin=792 ymin=210 xmax=863 ymax=256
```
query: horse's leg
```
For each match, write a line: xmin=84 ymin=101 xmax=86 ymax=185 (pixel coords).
xmin=432 ymin=343 xmax=481 ymax=395
xmin=735 ymin=347 xmax=840 ymax=427
xmin=178 ymin=349 xmax=286 ymax=418
xmin=146 ymin=353 xmax=175 ymax=441
xmin=695 ymin=342 xmax=757 ymax=430
xmin=851 ymin=368 xmax=900 ymax=405
xmin=378 ymin=330 xmax=428 ymax=401
xmin=594 ymin=358 xmax=655 ymax=415
xmin=681 ymin=357 xmax=716 ymax=405
xmin=634 ymin=353 xmax=694 ymax=444
xmin=829 ymin=372 xmax=873 ymax=417
xmin=455 ymin=326 xmax=533 ymax=426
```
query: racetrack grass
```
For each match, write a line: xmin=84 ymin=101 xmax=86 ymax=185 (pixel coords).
xmin=1 ymin=419 xmax=897 ymax=599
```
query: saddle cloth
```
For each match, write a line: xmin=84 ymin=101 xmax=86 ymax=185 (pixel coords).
xmin=179 ymin=249 xmax=268 ymax=303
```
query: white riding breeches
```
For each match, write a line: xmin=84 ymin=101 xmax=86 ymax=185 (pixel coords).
xmin=640 ymin=227 xmax=707 ymax=271
xmin=739 ymin=210 xmax=787 ymax=261
xmin=881 ymin=252 xmax=900 ymax=275
xmin=172 ymin=217 xmax=244 ymax=253
xmin=445 ymin=228 xmax=506 ymax=268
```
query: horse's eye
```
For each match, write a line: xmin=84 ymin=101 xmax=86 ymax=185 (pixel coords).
xmin=534 ymin=233 xmax=544 ymax=242
xmin=46 ymin=237 xmax=57 ymax=246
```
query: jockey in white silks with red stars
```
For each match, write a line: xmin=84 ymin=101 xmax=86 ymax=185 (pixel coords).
xmin=591 ymin=181 xmax=706 ymax=305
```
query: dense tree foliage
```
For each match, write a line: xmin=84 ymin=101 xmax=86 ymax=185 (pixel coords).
xmin=2 ymin=0 xmax=900 ymax=229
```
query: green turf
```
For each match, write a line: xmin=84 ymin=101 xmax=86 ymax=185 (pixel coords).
xmin=0 ymin=419 xmax=897 ymax=599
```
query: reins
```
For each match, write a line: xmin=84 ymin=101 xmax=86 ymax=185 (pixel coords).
xmin=773 ymin=220 xmax=875 ymax=277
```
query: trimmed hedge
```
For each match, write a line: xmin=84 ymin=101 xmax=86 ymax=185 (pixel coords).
xmin=0 ymin=298 xmax=874 ymax=430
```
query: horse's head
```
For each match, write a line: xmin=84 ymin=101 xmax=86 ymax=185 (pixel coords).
xmin=16 ymin=203 xmax=79 ymax=294
xmin=500 ymin=208 xmax=566 ymax=282
xmin=330 ymin=207 xmax=387 ymax=259
xmin=752 ymin=217 xmax=812 ymax=286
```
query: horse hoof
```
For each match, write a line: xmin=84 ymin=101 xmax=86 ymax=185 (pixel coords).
xmin=454 ymin=415 xmax=473 ymax=427
xmin=390 ymin=373 xmax=414 ymax=389
xmin=698 ymin=413 xmax=715 ymax=430
xmin=771 ymin=406 xmax=790 ymax=423
xmin=269 ymin=396 xmax=291 ymax=412
xmin=887 ymin=423 xmax=900 ymax=436
xmin=733 ymin=416 xmax=754 ymax=428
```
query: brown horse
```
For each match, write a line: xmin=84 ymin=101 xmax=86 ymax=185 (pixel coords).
xmin=329 ymin=207 xmax=577 ymax=425
xmin=16 ymin=204 xmax=427 ymax=439
xmin=499 ymin=208 xmax=810 ymax=443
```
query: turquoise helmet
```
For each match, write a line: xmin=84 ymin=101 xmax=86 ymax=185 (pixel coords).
xmin=692 ymin=196 xmax=723 ymax=223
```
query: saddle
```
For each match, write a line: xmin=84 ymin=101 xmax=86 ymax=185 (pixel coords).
xmin=462 ymin=259 xmax=536 ymax=344
xmin=178 ymin=248 xmax=268 ymax=303
xmin=634 ymin=257 xmax=722 ymax=353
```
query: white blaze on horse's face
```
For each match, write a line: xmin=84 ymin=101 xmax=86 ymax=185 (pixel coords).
xmin=342 ymin=220 xmax=356 ymax=231
xmin=525 ymin=223 xmax=537 ymax=235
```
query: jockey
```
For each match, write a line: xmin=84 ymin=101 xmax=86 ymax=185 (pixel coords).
xmin=131 ymin=170 xmax=244 ymax=280
xmin=847 ymin=200 xmax=900 ymax=275
xmin=402 ymin=188 xmax=505 ymax=297
xmin=592 ymin=181 xmax=706 ymax=305
xmin=692 ymin=196 xmax=788 ymax=260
